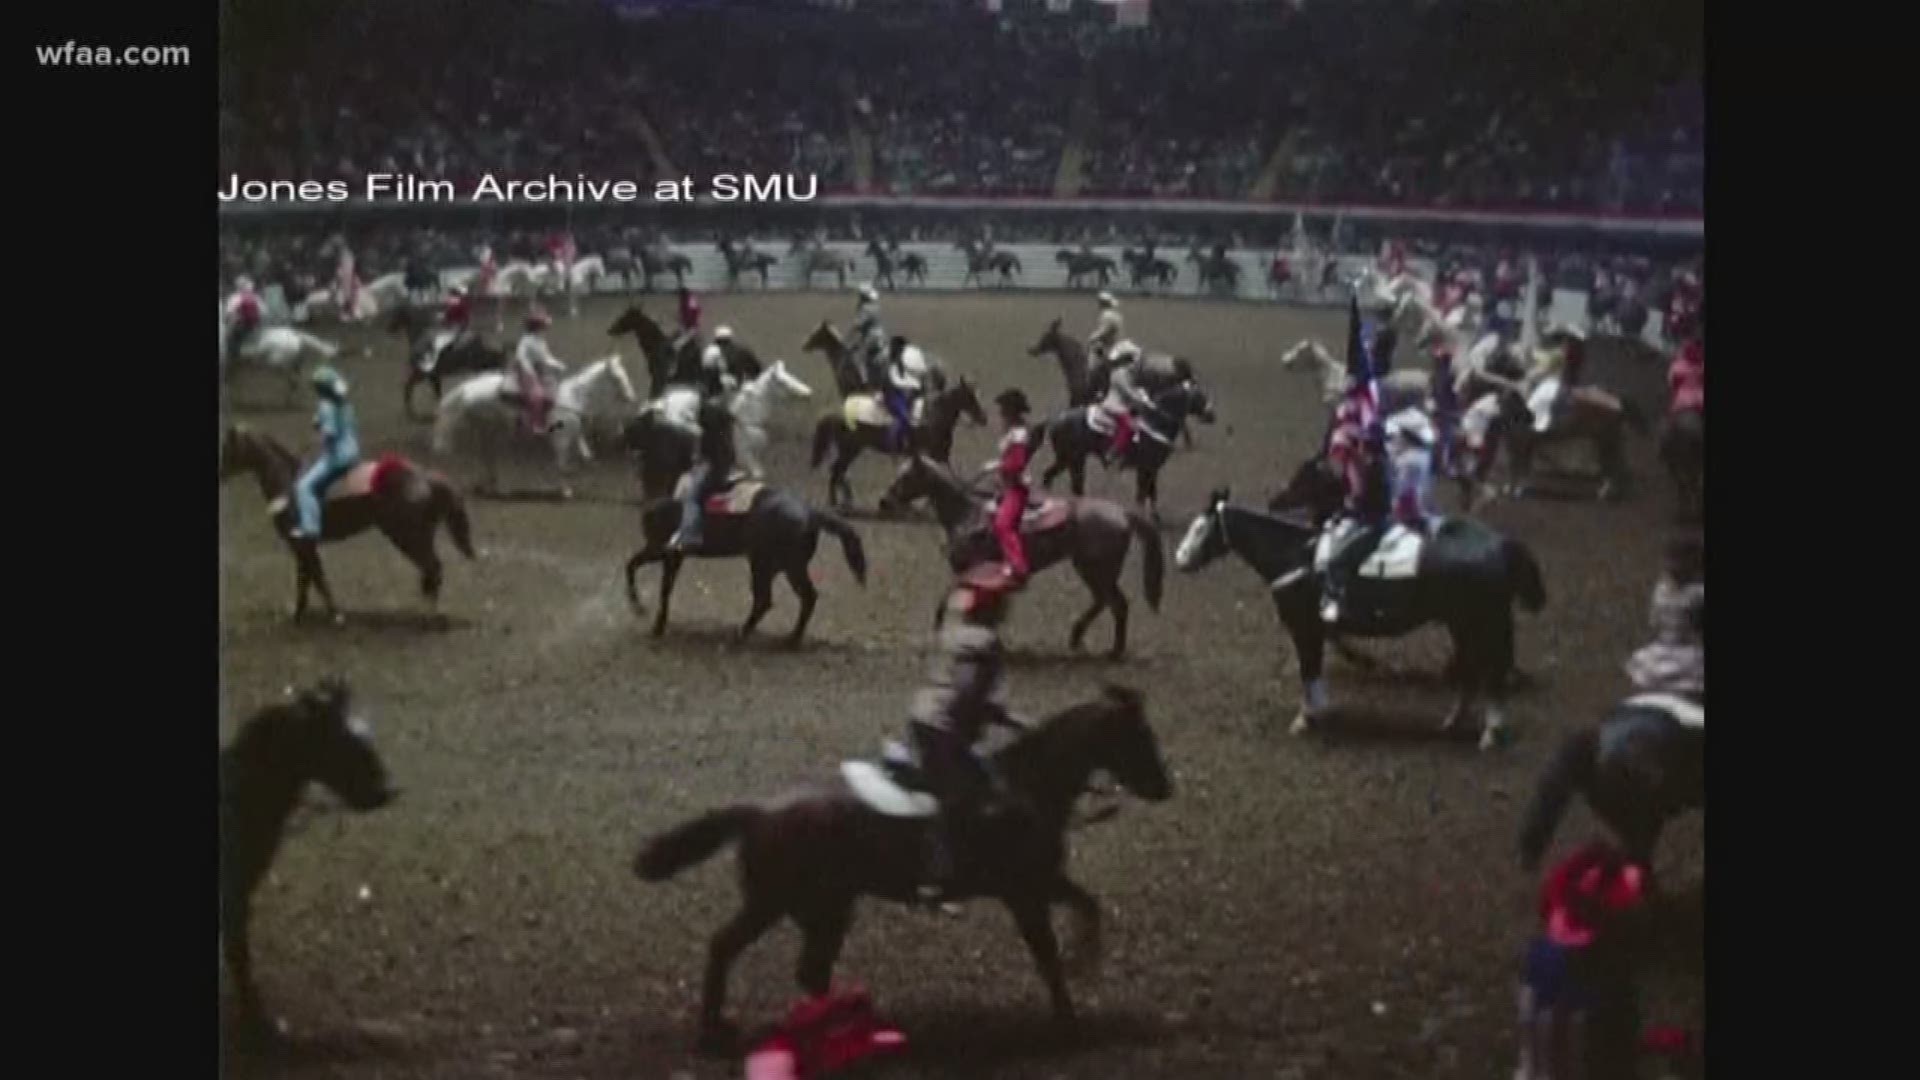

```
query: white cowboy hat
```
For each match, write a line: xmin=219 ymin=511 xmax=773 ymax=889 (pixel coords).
xmin=858 ymin=285 xmax=879 ymax=302
xmin=1110 ymin=340 xmax=1141 ymax=362
xmin=1098 ymin=291 xmax=1117 ymax=306
xmin=713 ymin=325 xmax=734 ymax=341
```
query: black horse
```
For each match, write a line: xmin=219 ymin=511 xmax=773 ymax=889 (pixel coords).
xmin=403 ymin=258 xmax=439 ymax=302
xmin=608 ymin=302 xmax=701 ymax=397
xmin=385 ymin=305 xmax=507 ymax=419
xmin=1519 ymin=696 xmax=1703 ymax=869
xmin=634 ymin=684 xmax=1172 ymax=1053
xmin=1121 ymin=247 xmax=1178 ymax=291
xmin=221 ymin=677 xmax=397 ymax=1038
xmin=623 ymin=480 xmax=868 ymax=644
xmin=1056 ymin=249 xmax=1116 ymax=290
xmin=809 ymin=378 xmax=986 ymax=509
xmin=958 ymin=240 xmax=1022 ymax=287
xmin=718 ymin=239 xmax=778 ymax=290
xmin=1038 ymin=382 xmax=1216 ymax=520
xmin=1173 ymin=487 xmax=1546 ymax=749
xmin=1659 ymin=409 xmax=1704 ymax=521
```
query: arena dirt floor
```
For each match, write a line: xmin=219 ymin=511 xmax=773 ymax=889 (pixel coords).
xmin=220 ymin=290 xmax=1703 ymax=1078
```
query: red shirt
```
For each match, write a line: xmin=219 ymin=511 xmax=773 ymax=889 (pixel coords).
xmin=234 ymin=293 xmax=261 ymax=325
xmin=678 ymin=293 xmax=701 ymax=332
xmin=1668 ymin=341 xmax=1704 ymax=414
xmin=997 ymin=426 xmax=1032 ymax=489
xmin=443 ymin=294 xmax=471 ymax=327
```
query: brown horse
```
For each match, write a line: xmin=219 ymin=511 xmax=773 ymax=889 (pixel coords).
xmin=219 ymin=424 xmax=475 ymax=622
xmin=1028 ymin=318 xmax=1093 ymax=408
xmin=1488 ymin=386 xmax=1649 ymax=501
xmin=809 ymin=378 xmax=986 ymax=509
xmin=878 ymin=455 xmax=1164 ymax=658
xmin=634 ymin=684 xmax=1172 ymax=1053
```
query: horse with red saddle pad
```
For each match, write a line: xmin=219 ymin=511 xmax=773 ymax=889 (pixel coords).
xmin=220 ymin=424 xmax=475 ymax=622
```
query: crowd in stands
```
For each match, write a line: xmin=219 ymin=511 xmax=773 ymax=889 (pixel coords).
xmin=220 ymin=0 xmax=1701 ymax=214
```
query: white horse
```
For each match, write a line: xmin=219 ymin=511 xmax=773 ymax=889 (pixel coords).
xmin=567 ymin=255 xmax=605 ymax=293
xmin=220 ymin=315 xmax=341 ymax=403
xmin=492 ymin=261 xmax=540 ymax=299
xmin=432 ymin=354 xmax=638 ymax=497
xmin=637 ymin=359 xmax=815 ymax=478
xmin=1279 ymin=338 xmax=1433 ymax=413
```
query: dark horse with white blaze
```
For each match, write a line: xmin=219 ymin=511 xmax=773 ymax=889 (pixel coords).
xmin=623 ymin=479 xmax=868 ymax=644
xmin=607 ymin=302 xmax=701 ymax=397
xmin=1519 ymin=695 xmax=1703 ymax=870
xmin=878 ymin=455 xmax=1164 ymax=658
xmin=221 ymin=677 xmax=397 ymax=1038
xmin=220 ymin=425 xmax=475 ymax=622
xmin=634 ymin=684 xmax=1172 ymax=1053
xmin=1037 ymin=381 xmax=1216 ymax=520
xmin=810 ymin=377 xmax=986 ymax=509
xmin=1174 ymin=486 xmax=1545 ymax=749
xmin=385 ymin=304 xmax=508 ymax=419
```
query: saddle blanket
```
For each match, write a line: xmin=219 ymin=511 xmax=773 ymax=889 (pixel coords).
xmin=671 ymin=471 xmax=763 ymax=514
xmin=843 ymin=394 xmax=924 ymax=430
xmin=1625 ymin=693 xmax=1705 ymax=730
xmin=841 ymin=760 xmax=937 ymax=818
xmin=987 ymin=497 xmax=1070 ymax=533
xmin=1313 ymin=519 xmax=1426 ymax=580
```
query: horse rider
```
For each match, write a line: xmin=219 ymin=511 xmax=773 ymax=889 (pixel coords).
xmin=1097 ymin=344 xmax=1192 ymax=464
xmin=880 ymin=336 xmax=922 ymax=453
xmin=1384 ymin=409 xmax=1439 ymax=533
xmin=851 ymin=284 xmax=886 ymax=380
xmin=1668 ymin=315 xmax=1704 ymax=418
xmin=700 ymin=326 xmax=741 ymax=399
xmin=988 ymin=388 xmax=1036 ymax=583
xmin=1525 ymin=324 xmax=1589 ymax=432
xmin=1625 ymin=533 xmax=1704 ymax=707
xmin=1427 ymin=342 xmax=1461 ymax=477
xmin=224 ymin=275 xmax=263 ymax=367
xmin=1087 ymin=291 xmax=1124 ymax=365
xmin=288 ymin=366 xmax=360 ymax=543
xmin=509 ymin=308 xmax=568 ymax=434
xmin=668 ymin=396 xmax=739 ymax=554
xmin=909 ymin=563 xmax=1032 ymax=899
xmin=426 ymin=284 xmax=472 ymax=372
xmin=674 ymin=284 xmax=702 ymax=357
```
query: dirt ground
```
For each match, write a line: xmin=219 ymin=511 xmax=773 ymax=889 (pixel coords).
xmin=219 ymin=291 xmax=1702 ymax=1078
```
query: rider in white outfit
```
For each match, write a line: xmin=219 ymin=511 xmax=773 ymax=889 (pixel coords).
xmin=1384 ymin=409 xmax=1439 ymax=529
xmin=700 ymin=326 xmax=739 ymax=398
xmin=1087 ymin=292 xmax=1124 ymax=362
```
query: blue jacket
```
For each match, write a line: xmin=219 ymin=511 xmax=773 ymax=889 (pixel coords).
xmin=315 ymin=398 xmax=361 ymax=468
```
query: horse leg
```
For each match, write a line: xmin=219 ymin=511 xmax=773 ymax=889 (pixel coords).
xmin=380 ymin=521 xmax=443 ymax=613
xmin=697 ymin=901 xmax=782 ymax=1054
xmin=741 ymin=557 xmax=776 ymax=642
xmin=1006 ymin=896 xmax=1076 ymax=1026
xmin=1070 ymin=455 xmax=1088 ymax=497
xmin=1051 ymin=873 xmax=1104 ymax=977
xmin=1067 ymin=557 xmax=1111 ymax=655
xmin=792 ymin=897 xmax=855 ymax=997
xmin=653 ymin=553 xmax=683 ymax=637
xmin=222 ymin=900 xmax=271 ymax=1035
xmin=625 ymin=545 xmax=664 ymax=613
xmin=295 ymin=541 xmax=343 ymax=624
xmin=783 ymin=558 xmax=820 ymax=648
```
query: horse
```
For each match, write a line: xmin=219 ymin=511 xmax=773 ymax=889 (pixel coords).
xmin=431 ymin=355 xmax=639 ymax=498
xmin=1279 ymin=338 xmax=1432 ymax=416
xmin=633 ymin=684 xmax=1172 ymax=1052
xmin=402 ymin=259 xmax=439 ymax=302
xmin=1037 ymin=382 xmax=1217 ymax=521
xmin=1121 ymin=247 xmax=1177 ymax=292
xmin=810 ymin=378 xmax=986 ymax=510
xmin=1028 ymin=318 xmax=1094 ymax=408
xmin=1186 ymin=247 xmax=1241 ymax=295
xmin=878 ymin=455 xmax=1165 ymax=658
xmin=957 ymin=239 xmax=1021 ymax=287
xmin=624 ymin=361 xmax=816 ymax=498
xmin=608 ymin=302 xmax=701 ymax=397
xmin=1483 ymin=382 xmax=1649 ymax=502
xmin=1173 ymin=485 xmax=1546 ymax=749
xmin=1659 ymin=409 xmax=1704 ymax=520
xmin=220 ymin=322 xmax=342 ymax=405
xmin=788 ymin=239 xmax=856 ymax=290
xmin=638 ymin=243 xmax=693 ymax=291
xmin=718 ymin=238 xmax=778 ymax=290
xmin=221 ymin=677 xmax=397 ymax=1039
xmin=1056 ymin=249 xmax=1116 ymax=290
xmin=385 ymin=305 xmax=509 ymax=419
xmin=1518 ymin=695 xmax=1703 ymax=870
xmin=622 ymin=478 xmax=868 ymax=644
xmin=605 ymin=246 xmax=643 ymax=292
xmin=219 ymin=424 xmax=475 ymax=622
xmin=729 ymin=359 xmax=815 ymax=478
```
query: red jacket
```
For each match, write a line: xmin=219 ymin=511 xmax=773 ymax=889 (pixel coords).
xmin=442 ymin=294 xmax=470 ymax=327
xmin=997 ymin=426 xmax=1032 ymax=490
xmin=1668 ymin=340 xmax=1704 ymax=414
xmin=678 ymin=293 xmax=701 ymax=332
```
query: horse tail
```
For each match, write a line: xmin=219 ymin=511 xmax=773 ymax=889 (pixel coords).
xmin=810 ymin=414 xmax=839 ymax=470
xmin=815 ymin=511 xmax=868 ymax=586
xmin=432 ymin=475 xmax=476 ymax=559
xmin=1502 ymin=539 xmax=1548 ymax=613
xmin=1518 ymin=728 xmax=1598 ymax=870
xmin=635 ymin=806 xmax=757 ymax=881
xmin=298 ymin=331 xmax=341 ymax=358
xmin=1125 ymin=510 xmax=1165 ymax=611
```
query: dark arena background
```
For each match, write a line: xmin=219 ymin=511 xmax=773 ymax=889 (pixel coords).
xmin=218 ymin=1 xmax=1704 ymax=1077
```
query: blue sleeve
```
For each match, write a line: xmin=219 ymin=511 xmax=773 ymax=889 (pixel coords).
xmin=315 ymin=401 xmax=338 ymax=439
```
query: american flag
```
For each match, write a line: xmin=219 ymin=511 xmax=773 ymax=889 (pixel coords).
xmin=1325 ymin=294 xmax=1380 ymax=498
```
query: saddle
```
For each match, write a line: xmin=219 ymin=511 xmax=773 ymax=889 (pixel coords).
xmin=842 ymin=393 xmax=923 ymax=431
xmin=986 ymin=496 xmax=1071 ymax=535
xmin=671 ymin=470 xmax=763 ymax=515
